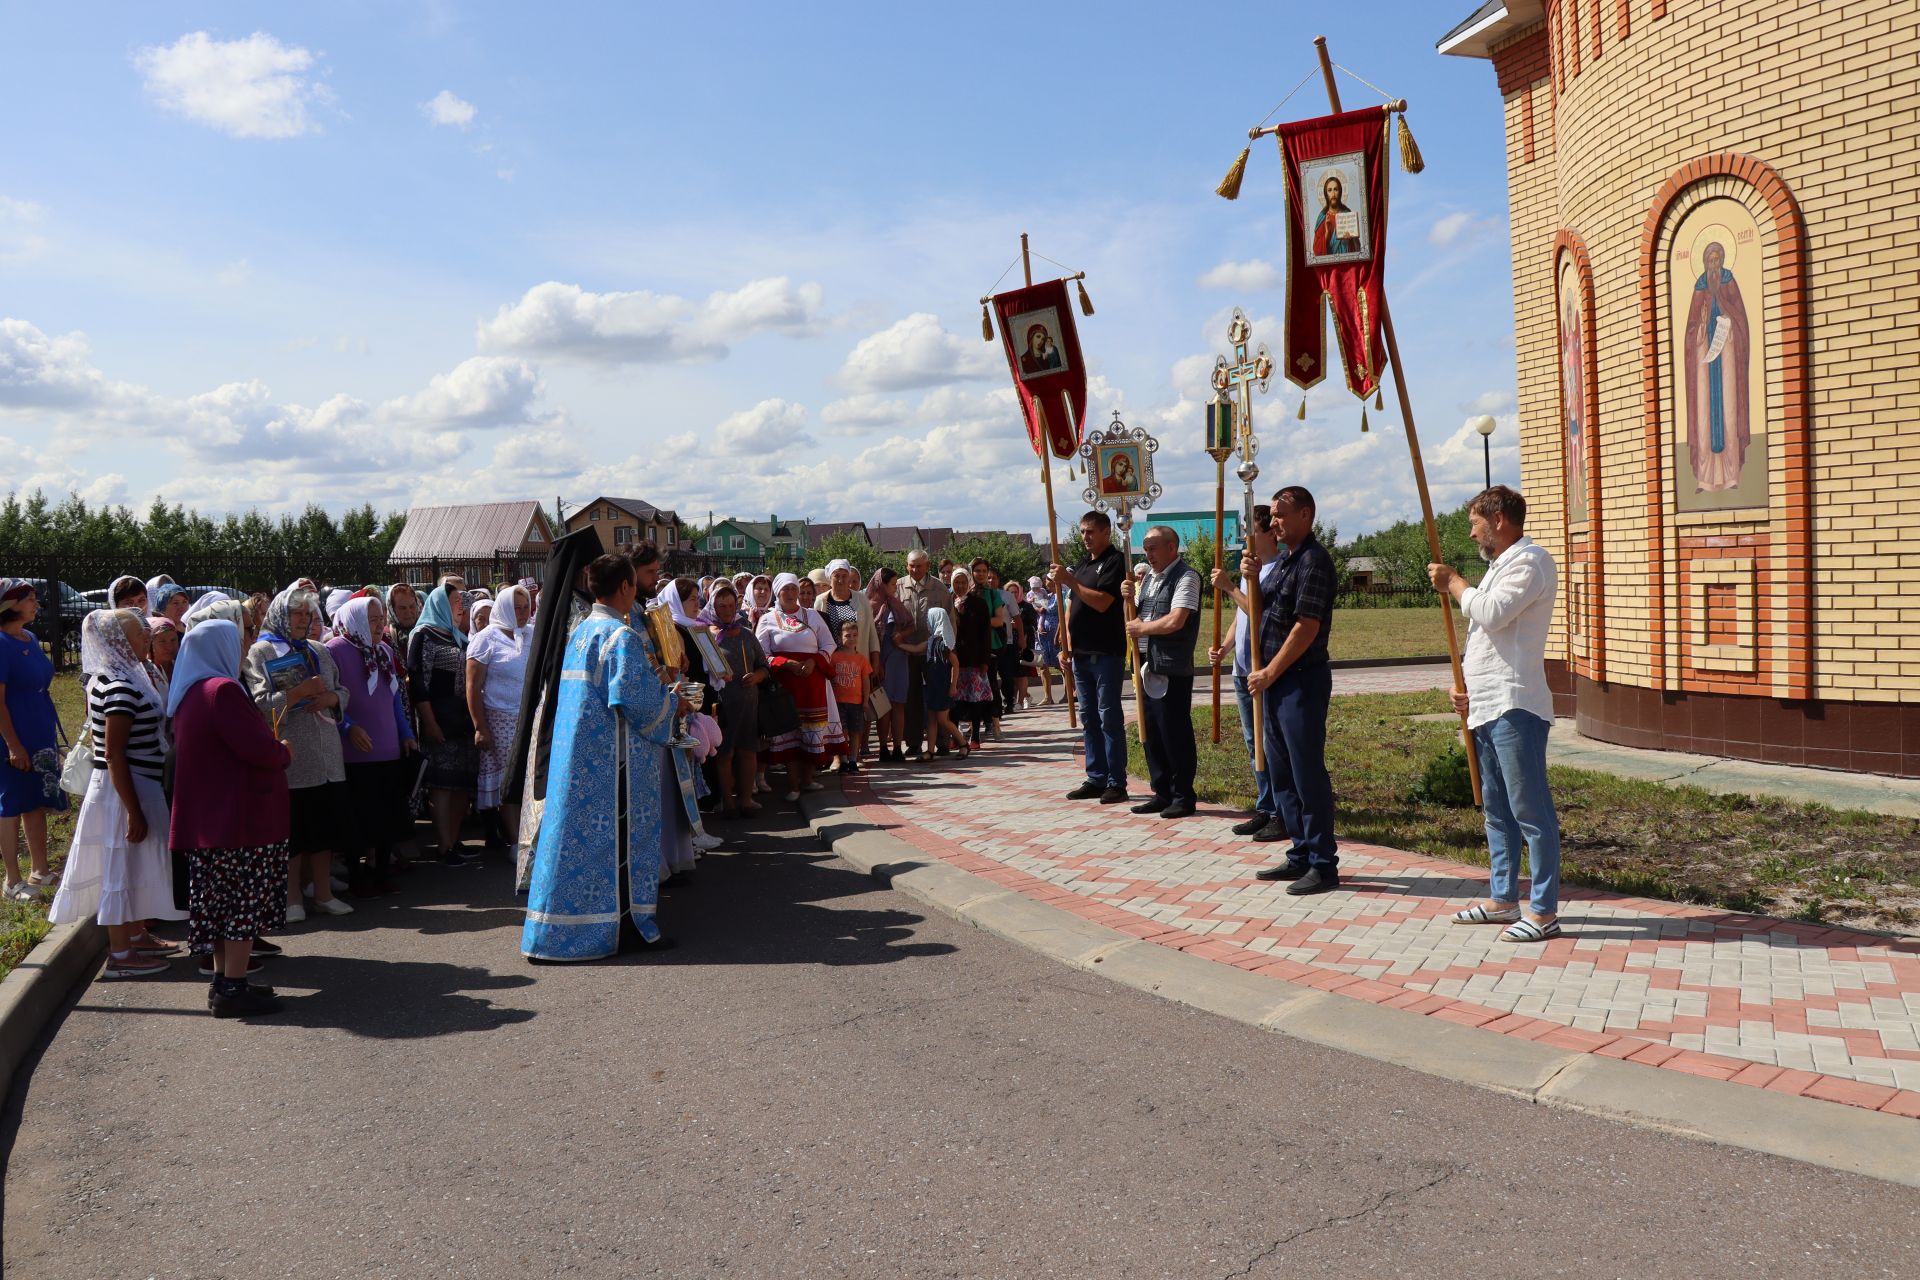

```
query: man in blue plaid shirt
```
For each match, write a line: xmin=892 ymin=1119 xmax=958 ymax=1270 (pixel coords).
xmin=1245 ymin=486 xmax=1340 ymax=894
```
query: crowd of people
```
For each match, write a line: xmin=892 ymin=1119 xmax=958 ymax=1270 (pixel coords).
xmin=1 ymin=481 xmax=1567 ymax=1010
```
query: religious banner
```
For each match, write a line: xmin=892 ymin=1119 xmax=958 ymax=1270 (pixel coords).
xmin=990 ymin=277 xmax=1088 ymax=459
xmin=1273 ymin=105 xmax=1395 ymax=402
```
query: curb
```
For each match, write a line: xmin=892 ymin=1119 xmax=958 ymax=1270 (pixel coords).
xmin=801 ymin=790 xmax=1920 ymax=1190
xmin=0 ymin=920 xmax=104 ymax=1100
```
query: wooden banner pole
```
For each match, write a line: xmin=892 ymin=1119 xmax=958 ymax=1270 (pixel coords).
xmin=1022 ymin=232 xmax=1078 ymax=730
xmin=1247 ymin=540 xmax=1265 ymax=775
xmin=1119 ymin=508 xmax=1146 ymax=711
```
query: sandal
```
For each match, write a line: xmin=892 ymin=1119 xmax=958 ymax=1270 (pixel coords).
xmin=5 ymin=881 xmax=42 ymax=903
xmin=126 ymin=932 xmax=183 ymax=956
xmin=1499 ymin=918 xmax=1562 ymax=943
xmin=28 ymin=869 xmax=59 ymax=887
xmin=104 ymin=949 xmax=171 ymax=978
xmin=1451 ymin=903 xmax=1522 ymax=925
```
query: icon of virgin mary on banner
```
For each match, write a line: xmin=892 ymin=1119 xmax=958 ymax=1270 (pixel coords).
xmin=1274 ymin=106 xmax=1394 ymax=400
xmin=990 ymin=277 xmax=1088 ymax=459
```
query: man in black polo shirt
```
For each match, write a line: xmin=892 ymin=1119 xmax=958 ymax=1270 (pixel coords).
xmin=1121 ymin=525 xmax=1201 ymax=818
xmin=1047 ymin=510 xmax=1129 ymax=803
xmin=1246 ymin=485 xmax=1340 ymax=893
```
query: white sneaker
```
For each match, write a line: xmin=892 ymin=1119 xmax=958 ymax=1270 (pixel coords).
xmin=284 ymin=903 xmax=307 ymax=923
xmin=311 ymin=898 xmax=354 ymax=916
xmin=329 ymin=876 xmax=350 ymax=894
xmin=692 ymin=832 xmax=724 ymax=851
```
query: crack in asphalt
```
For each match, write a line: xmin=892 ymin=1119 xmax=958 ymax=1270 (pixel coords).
xmin=1220 ymin=1165 xmax=1459 ymax=1279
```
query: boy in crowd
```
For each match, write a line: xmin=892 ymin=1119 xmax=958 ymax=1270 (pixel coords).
xmin=829 ymin=618 xmax=872 ymax=773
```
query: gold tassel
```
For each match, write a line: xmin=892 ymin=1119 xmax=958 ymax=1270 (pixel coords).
xmin=1360 ymin=406 xmax=1370 ymax=433
xmin=1215 ymin=147 xmax=1250 ymax=200
xmin=1077 ymin=278 xmax=1095 ymax=316
xmin=1296 ymin=397 xmax=1307 ymax=421
xmin=981 ymin=303 xmax=994 ymax=343
xmin=1397 ymin=114 xmax=1425 ymax=175
xmin=1374 ymin=386 xmax=1384 ymax=411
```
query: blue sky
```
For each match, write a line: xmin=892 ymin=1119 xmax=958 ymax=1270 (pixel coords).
xmin=0 ymin=0 xmax=1521 ymax=539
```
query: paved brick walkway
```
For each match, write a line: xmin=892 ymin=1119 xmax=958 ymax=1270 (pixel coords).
xmin=852 ymin=703 xmax=1920 ymax=1120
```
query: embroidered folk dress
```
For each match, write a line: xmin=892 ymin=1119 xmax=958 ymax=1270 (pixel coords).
xmin=519 ymin=605 xmax=682 ymax=961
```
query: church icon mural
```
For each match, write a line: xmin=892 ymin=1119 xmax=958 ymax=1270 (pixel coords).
xmin=1556 ymin=252 xmax=1587 ymax=525
xmin=1670 ymin=197 xmax=1768 ymax=512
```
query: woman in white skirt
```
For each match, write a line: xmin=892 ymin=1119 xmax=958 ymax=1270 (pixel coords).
xmin=50 ymin=609 xmax=187 ymax=977
xmin=466 ymin=583 xmax=531 ymax=857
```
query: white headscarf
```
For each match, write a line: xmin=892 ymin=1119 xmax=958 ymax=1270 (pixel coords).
xmin=325 ymin=587 xmax=354 ymax=621
xmin=144 ymin=574 xmax=176 ymax=601
xmin=824 ymin=558 xmax=853 ymax=576
xmin=82 ymin=609 xmax=159 ymax=705
xmin=771 ymin=572 xmax=801 ymax=597
xmin=925 ymin=606 xmax=957 ymax=650
xmin=185 ymin=593 xmax=245 ymax=631
xmin=467 ymin=584 xmax=531 ymax=667
xmin=330 ymin=596 xmax=399 ymax=695
xmin=652 ymin=580 xmax=701 ymax=629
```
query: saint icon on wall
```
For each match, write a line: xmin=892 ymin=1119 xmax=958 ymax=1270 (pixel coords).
xmin=1683 ymin=240 xmax=1752 ymax=492
xmin=1668 ymin=196 xmax=1767 ymax=513
xmin=1556 ymin=253 xmax=1587 ymax=524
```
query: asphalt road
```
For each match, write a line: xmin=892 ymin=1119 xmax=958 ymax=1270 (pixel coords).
xmin=4 ymin=810 xmax=1917 ymax=1279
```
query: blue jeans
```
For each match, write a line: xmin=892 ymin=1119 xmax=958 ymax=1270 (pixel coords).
xmin=1473 ymin=710 xmax=1561 ymax=915
xmin=1262 ymin=663 xmax=1337 ymax=870
xmin=1234 ymin=673 xmax=1276 ymax=816
xmin=1074 ymin=651 xmax=1128 ymax=790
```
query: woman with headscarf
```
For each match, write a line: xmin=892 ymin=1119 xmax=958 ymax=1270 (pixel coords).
xmin=50 ymin=610 xmax=187 ymax=976
xmin=866 ymin=567 xmax=912 ymax=763
xmin=754 ymin=573 xmax=844 ymax=800
xmin=409 ymin=584 xmax=479 ymax=864
xmin=467 ymin=584 xmax=531 ymax=853
xmin=245 ymin=588 xmax=353 ymax=922
xmin=1029 ymin=575 xmax=1060 ymax=706
xmin=746 ymin=575 xmax=774 ymax=625
xmin=949 ymin=568 xmax=995 ymax=748
xmin=149 ymin=583 xmax=191 ymax=628
xmin=384 ymin=582 xmax=423 ymax=650
xmin=169 ymin=619 xmax=293 ymax=1018
xmin=108 ymin=575 xmax=147 ymax=614
xmin=146 ymin=617 xmax=181 ymax=707
xmin=324 ymin=587 xmax=354 ymax=626
xmin=1006 ymin=579 xmax=1035 ymax=712
xmin=144 ymin=574 xmax=176 ymax=606
xmin=800 ymin=569 xmax=828 ymax=612
xmin=920 ymin=605 xmax=965 ymax=759
xmin=697 ymin=581 xmax=768 ymax=817
xmin=0 ymin=580 xmax=68 ymax=902
xmin=471 ymin=598 xmax=494 ymax=631
xmin=327 ymin=595 xmax=417 ymax=897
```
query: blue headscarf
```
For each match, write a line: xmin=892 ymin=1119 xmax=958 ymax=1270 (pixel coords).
xmin=417 ymin=584 xmax=468 ymax=643
xmin=167 ymin=618 xmax=243 ymax=717
xmin=149 ymin=583 xmax=186 ymax=617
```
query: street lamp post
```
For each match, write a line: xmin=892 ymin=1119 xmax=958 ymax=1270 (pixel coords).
xmin=1469 ymin=414 xmax=1497 ymax=491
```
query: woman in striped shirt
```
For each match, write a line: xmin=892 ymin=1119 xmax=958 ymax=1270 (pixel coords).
xmin=49 ymin=609 xmax=186 ymax=976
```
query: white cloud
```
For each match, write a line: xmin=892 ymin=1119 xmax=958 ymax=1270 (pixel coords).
xmin=1427 ymin=211 xmax=1502 ymax=248
xmin=385 ymin=356 xmax=544 ymax=429
xmin=837 ymin=313 xmax=995 ymax=393
xmin=1461 ymin=389 xmax=1515 ymax=415
xmin=133 ymin=32 xmax=331 ymax=139
xmin=0 ymin=319 xmax=138 ymax=411
xmin=476 ymin=277 xmax=826 ymax=365
xmin=716 ymin=399 xmax=812 ymax=455
xmin=1198 ymin=259 xmax=1282 ymax=291
xmin=820 ymin=393 xmax=909 ymax=432
xmin=422 ymin=89 xmax=476 ymax=129
xmin=0 ymin=197 xmax=48 ymax=263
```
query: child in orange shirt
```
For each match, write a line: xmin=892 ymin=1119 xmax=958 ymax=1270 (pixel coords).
xmin=827 ymin=619 xmax=871 ymax=773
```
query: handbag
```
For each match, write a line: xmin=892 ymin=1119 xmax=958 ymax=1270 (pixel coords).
xmin=58 ymin=721 xmax=92 ymax=796
xmin=869 ymin=687 xmax=892 ymax=719
xmin=757 ymin=681 xmax=800 ymax=738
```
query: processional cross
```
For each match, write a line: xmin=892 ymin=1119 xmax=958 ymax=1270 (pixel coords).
xmin=1206 ymin=308 xmax=1272 ymax=748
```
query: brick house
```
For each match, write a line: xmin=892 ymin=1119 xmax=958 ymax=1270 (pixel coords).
xmin=564 ymin=496 xmax=682 ymax=554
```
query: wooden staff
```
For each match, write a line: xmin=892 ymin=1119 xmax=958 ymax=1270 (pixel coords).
xmin=1246 ymin=536 xmax=1265 ymax=775
xmin=1210 ymin=461 xmax=1226 ymax=743
xmin=1023 ymin=233 xmax=1078 ymax=731
xmin=1119 ymin=507 xmax=1147 ymax=710
xmin=1311 ymin=36 xmax=1481 ymax=804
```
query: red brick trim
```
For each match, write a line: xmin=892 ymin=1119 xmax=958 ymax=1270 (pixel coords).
xmin=1491 ymin=27 xmax=1550 ymax=164
xmin=1678 ymin=533 xmax=1772 ymax=694
xmin=1554 ymin=229 xmax=1606 ymax=682
xmin=1566 ymin=0 xmax=1583 ymax=78
xmin=1548 ymin=0 xmax=1564 ymax=96
xmin=1639 ymin=155 xmax=1812 ymax=699
xmin=1617 ymin=0 xmax=1632 ymax=41
xmin=1590 ymin=0 xmax=1605 ymax=60
xmin=1652 ymin=0 xmax=1669 ymax=19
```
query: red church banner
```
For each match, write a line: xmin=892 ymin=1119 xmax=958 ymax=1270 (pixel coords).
xmin=991 ymin=277 xmax=1087 ymax=459
xmin=1275 ymin=106 xmax=1394 ymax=400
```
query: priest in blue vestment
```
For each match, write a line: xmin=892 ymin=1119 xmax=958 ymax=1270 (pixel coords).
xmin=520 ymin=554 xmax=692 ymax=962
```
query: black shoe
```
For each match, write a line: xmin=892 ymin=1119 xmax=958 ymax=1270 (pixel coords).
xmin=1252 ymin=818 xmax=1291 ymax=843
xmin=844 ymin=760 xmax=860 ymax=775
xmin=249 ymin=936 xmax=283 ymax=957
xmin=1255 ymin=861 xmax=1310 ymax=881
xmin=1230 ymin=813 xmax=1271 ymax=836
xmin=1131 ymin=796 xmax=1171 ymax=814
xmin=209 ymin=982 xmax=283 ymax=1018
xmin=1065 ymin=780 xmax=1106 ymax=800
xmin=1098 ymin=787 xmax=1131 ymax=805
xmin=905 ymin=748 xmax=924 ymax=761
xmin=1159 ymin=799 xmax=1196 ymax=820
xmin=1286 ymin=867 xmax=1340 ymax=895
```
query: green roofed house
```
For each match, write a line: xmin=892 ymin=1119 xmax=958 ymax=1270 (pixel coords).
xmin=698 ymin=514 xmax=809 ymax=563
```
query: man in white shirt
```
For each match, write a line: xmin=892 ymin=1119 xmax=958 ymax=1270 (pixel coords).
xmin=1428 ymin=486 xmax=1563 ymax=943
xmin=1121 ymin=526 xmax=1203 ymax=819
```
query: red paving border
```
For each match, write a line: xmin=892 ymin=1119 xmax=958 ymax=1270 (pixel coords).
xmin=840 ymin=707 xmax=1920 ymax=1122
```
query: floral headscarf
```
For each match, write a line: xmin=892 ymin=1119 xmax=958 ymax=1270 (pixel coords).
xmin=261 ymin=588 xmax=323 ymax=659
xmin=82 ymin=609 xmax=158 ymax=704
xmin=331 ymin=595 xmax=399 ymax=694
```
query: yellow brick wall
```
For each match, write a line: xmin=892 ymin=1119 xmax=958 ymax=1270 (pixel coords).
xmin=1496 ymin=0 xmax=1920 ymax=702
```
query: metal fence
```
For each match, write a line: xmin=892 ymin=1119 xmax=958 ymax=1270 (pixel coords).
xmin=6 ymin=550 xmax=545 ymax=669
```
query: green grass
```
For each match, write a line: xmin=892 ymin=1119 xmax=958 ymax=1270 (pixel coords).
xmin=1131 ymin=690 xmax=1920 ymax=935
xmin=1195 ymin=603 xmax=1449 ymax=664
xmin=1 ymin=673 xmax=85 ymax=981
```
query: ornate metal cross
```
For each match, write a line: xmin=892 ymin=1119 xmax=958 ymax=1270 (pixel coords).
xmin=1210 ymin=307 xmax=1274 ymax=465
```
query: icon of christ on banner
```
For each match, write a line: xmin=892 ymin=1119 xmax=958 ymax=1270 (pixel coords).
xmin=1300 ymin=152 xmax=1372 ymax=266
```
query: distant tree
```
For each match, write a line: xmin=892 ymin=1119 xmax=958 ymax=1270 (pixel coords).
xmin=810 ymin=531 xmax=883 ymax=581
xmin=945 ymin=532 xmax=1045 ymax=589
xmin=1344 ymin=504 xmax=1476 ymax=587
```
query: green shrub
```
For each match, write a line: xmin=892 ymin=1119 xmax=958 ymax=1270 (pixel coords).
xmin=1411 ymin=744 xmax=1477 ymax=809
